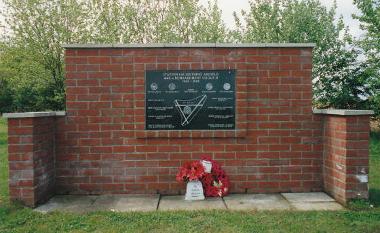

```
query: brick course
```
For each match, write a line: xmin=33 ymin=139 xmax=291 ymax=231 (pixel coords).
xmin=5 ymin=45 xmax=372 ymax=206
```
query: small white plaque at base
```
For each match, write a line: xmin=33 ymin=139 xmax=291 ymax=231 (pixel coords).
xmin=185 ymin=180 xmax=205 ymax=201
xmin=356 ymin=174 xmax=368 ymax=183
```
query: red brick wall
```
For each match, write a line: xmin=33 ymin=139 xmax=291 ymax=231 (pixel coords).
xmin=322 ymin=115 xmax=370 ymax=204
xmin=6 ymin=46 xmax=373 ymax=206
xmin=8 ymin=117 xmax=56 ymax=207
xmin=56 ymin=47 xmax=325 ymax=195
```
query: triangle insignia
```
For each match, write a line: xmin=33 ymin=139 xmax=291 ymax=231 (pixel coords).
xmin=174 ymin=95 xmax=207 ymax=126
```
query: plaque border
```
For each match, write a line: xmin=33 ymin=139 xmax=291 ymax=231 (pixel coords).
xmin=144 ymin=70 xmax=236 ymax=131
xmin=133 ymin=68 xmax=247 ymax=138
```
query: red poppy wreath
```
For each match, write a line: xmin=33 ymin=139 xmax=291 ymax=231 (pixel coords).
xmin=175 ymin=160 xmax=205 ymax=183
xmin=176 ymin=158 xmax=230 ymax=198
xmin=200 ymin=157 xmax=230 ymax=197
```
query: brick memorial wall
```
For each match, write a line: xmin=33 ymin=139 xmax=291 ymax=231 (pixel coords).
xmin=4 ymin=44 xmax=373 ymax=207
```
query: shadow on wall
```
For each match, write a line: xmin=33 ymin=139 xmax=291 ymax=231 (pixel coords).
xmin=370 ymin=132 xmax=380 ymax=206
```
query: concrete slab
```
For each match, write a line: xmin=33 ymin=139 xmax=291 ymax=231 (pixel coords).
xmin=34 ymin=193 xmax=344 ymax=213
xmin=92 ymin=195 xmax=159 ymax=212
xmin=35 ymin=195 xmax=160 ymax=213
xmin=34 ymin=195 xmax=97 ymax=213
xmin=223 ymin=194 xmax=292 ymax=211
xmin=281 ymin=192 xmax=344 ymax=211
xmin=291 ymin=202 xmax=344 ymax=211
xmin=282 ymin=192 xmax=335 ymax=203
xmin=158 ymin=196 xmax=226 ymax=211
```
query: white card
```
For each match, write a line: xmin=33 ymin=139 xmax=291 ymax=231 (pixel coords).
xmin=201 ymin=160 xmax=212 ymax=173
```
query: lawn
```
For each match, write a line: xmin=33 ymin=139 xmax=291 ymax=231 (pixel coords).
xmin=0 ymin=118 xmax=380 ymax=233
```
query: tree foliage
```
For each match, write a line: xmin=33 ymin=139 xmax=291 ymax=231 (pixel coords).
xmin=0 ymin=45 xmax=62 ymax=112
xmin=0 ymin=0 xmax=227 ymax=113
xmin=354 ymin=0 xmax=380 ymax=117
xmin=85 ymin=0 xmax=226 ymax=43
xmin=232 ymin=0 xmax=373 ymax=110
xmin=354 ymin=0 xmax=380 ymax=67
xmin=0 ymin=0 xmax=378 ymax=117
xmin=231 ymin=0 xmax=339 ymax=46
xmin=1 ymin=0 xmax=94 ymax=112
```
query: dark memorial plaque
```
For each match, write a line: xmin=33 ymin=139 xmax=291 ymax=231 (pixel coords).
xmin=145 ymin=70 xmax=236 ymax=130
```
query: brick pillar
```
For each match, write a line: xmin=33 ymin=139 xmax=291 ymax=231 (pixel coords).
xmin=314 ymin=109 xmax=373 ymax=204
xmin=5 ymin=112 xmax=64 ymax=207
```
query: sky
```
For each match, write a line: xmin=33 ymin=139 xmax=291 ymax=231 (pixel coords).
xmin=0 ymin=0 xmax=363 ymax=38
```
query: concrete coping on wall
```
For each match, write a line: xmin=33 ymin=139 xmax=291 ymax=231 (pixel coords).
xmin=2 ymin=111 xmax=66 ymax=119
xmin=313 ymin=109 xmax=374 ymax=116
xmin=62 ymin=43 xmax=316 ymax=48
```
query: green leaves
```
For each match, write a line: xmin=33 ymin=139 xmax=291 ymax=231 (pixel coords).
xmin=232 ymin=0 xmax=337 ymax=44
xmin=234 ymin=0 xmax=376 ymax=113
xmin=0 ymin=0 xmax=228 ymax=113
xmin=0 ymin=46 xmax=57 ymax=112
xmin=354 ymin=0 xmax=380 ymax=117
xmin=0 ymin=0 xmax=378 ymax=116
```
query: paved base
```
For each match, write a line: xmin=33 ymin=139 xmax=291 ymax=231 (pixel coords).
xmin=282 ymin=192 xmax=335 ymax=203
xmin=91 ymin=195 xmax=160 ymax=212
xmin=158 ymin=196 xmax=225 ymax=211
xmin=34 ymin=195 xmax=98 ymax=214
xmin=34 ymin=195 xmax=160 ymax=213
xmin=282 ymin=192 xmax=344 ymax=211
xmin=224 ymin=194 xmax=291 ymax=210
xmin=34 ymin=192 xmax=344 ymax=213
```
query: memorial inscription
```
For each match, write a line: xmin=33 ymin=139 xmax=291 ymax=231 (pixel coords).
xmin=145 ymin=70 xmax=236 ymax=130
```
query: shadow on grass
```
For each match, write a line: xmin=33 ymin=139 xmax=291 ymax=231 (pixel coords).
xmin=370 ymin=189 xmax=380 ymax=207
xmin=0 ymin=119 xmax=6 ymax=146
xmin=369 ymin=131 xmax=380 ymax=208
xmin=347 ymin=132 xmax=380 ymax=210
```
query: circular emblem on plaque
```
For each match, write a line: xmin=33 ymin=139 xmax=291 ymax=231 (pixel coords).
xmin=205 ymin=83 xmax=213 ymax=91
xmin=183 ymin=106 xmax=192 ymax=115
xmin=150 ymin=83 xmax=158 ymax=91
xmin=168 ymin=83 xmax=176 ymax=91
xmin=223 ymin=83 xmax=231 ymax=91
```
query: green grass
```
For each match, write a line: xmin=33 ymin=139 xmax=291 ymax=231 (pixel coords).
xmin=0 ymin=208 xmax=380 ymax=233
xmin=0 ymin=118 xmax=380 ymax=233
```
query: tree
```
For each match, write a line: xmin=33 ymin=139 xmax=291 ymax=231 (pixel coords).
xmin=353 ymin=0 xmax=380 ymax=117
xmin=0 ymin=0 xmax=227 ymax=112
xmin=354 ymin=0 xmax=380 ymax=68
xmin=0 ymin=76 xmax=13 ymax=114
xmin=313 ymin=42 xmax=373 ymax=109
xmin=157 ymin=0 xmax=226 ymax=43
xmin=0 ymin=45 xmax=59 ymax=112
xmin=87 ymin=0 xmax=227 ymax=43
xmin=232 ymin=0 xmax=373 ymax=111
xmin=232 ymin=0 xmax=339 ymax=45
xmin=1 ymin=0 xmax=95 ymax=111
